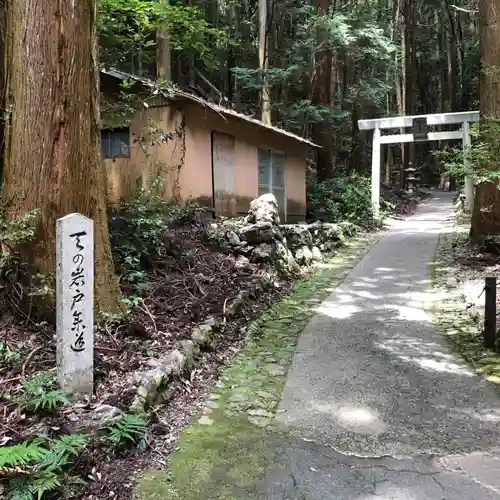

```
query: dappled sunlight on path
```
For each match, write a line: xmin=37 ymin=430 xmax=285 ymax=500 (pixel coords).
xmin=278 ymin=193 xmax=500 ymax=461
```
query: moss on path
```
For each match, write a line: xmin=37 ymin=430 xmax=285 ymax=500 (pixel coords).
xmin=134 ymin=230 xmax=382 ymax=500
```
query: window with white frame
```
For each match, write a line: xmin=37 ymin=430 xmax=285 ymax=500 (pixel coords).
xmin=101 ymin=128 xmax=130 ymax=159
xmin=258 ymin=149 xmax=286 ymax=215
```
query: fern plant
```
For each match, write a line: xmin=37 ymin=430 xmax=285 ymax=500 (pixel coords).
xmin=6 ymin=473 xmax=61 ymax=500
xmin=18 ymin=373 xmax=69 ymax=412
xmin=106 ymin=412 xmax=148 ymax=449
xmin=0 ymin=342 xmax=21 ymax=368
xmin=0 ymin=442 xmax=44 ymax=471
xmin=1 ymin=434 xmax=87 ymax=500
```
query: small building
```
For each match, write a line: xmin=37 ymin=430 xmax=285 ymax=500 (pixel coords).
xmin=100 ymin=69 xmax=318 ymax=222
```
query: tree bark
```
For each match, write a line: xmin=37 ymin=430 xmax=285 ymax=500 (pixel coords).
xmin=403 ymin=0 xmax=417 ymax=169
xmin=470 ymin=0 xmax=500 ymax=242
xmin=157 ymin=0 xmax=172 ymax=80
xmin=259 ymin=0 xmax=271 ymax=124
xmin=312 ymin=0 xmax=334 ymax=182
xmin=3 ymin=0 xmax=122 ymax=314
xmin=0 ymin=0 xmax=5 ymax=184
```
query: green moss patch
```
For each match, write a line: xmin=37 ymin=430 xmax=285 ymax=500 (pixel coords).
xmin=431 ymin=222 xmax=500 ymax=384
xmin=134 ymin=231 xmax=381 ymax=500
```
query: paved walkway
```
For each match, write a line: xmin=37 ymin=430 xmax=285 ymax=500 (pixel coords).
xmin=266 ymin=193 xmax=500 ymax=498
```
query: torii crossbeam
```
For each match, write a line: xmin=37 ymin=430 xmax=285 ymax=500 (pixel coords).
xmin=358 ymin=110 xmax=480 ymax=217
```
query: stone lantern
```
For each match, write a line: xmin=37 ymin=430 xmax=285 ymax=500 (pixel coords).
xmin=405 ymin=166 xmax=417 ymax=192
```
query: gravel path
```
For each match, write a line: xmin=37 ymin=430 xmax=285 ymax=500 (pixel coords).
xmin=271 ymin=192 xmax=500 ymax=498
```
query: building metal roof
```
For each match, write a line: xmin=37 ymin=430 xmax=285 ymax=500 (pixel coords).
xmin=101 ymin=68 xmax=320 ymax=148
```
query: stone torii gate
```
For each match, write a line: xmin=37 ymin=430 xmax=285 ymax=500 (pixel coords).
xmin=358 ymin=110 xmax=480 ymax=217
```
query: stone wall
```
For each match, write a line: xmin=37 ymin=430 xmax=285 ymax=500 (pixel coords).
xmin=205 ymin=193 xmax=359 ymax=275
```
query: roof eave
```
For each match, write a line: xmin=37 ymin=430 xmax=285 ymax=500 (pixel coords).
xmin=100 ymin=68 xmax=320 ymax=149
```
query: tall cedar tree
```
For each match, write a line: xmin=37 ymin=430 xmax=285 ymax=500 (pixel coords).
xmin=2 ymin=0 xmax=122 ymax=313
xmin=470 ymin=0 xmax=500 ymax=242
xmin=312 ymin=0 xmax=334 ymax=181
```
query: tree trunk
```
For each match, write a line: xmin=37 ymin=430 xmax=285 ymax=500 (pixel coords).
xmin=312 ymin=0 xmax=334 ymax=182
xmin=3 ymin=0 xmax=122 ymax=315
xmin=226 ymin=2 xmax=237 ymax=104
xmin=470 ymin=0 xmax=500 ymax=242
xmin=399 ymin=0 xmax=407 ymax=187
xmin=157 ymin=0 xmax=172 ymax=80
xmin=0 ymin=0 xmax=5 ymax=184
xmin=403 ymin=0 xmax=417 ymax=168
xmin=258 ymin=0 xmax=271 ymax=124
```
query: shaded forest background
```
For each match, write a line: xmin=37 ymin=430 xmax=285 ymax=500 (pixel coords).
xmin=99 ymin=0 xmax=479 ymax=181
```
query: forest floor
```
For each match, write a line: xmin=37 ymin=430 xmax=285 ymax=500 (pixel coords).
xmin=432 ymin=214 xmax=500 ymax=385
xmin=0 ymin=189 xmax=426 ymax=500
xmin=135 ymin=193 xmax=500 ymax=500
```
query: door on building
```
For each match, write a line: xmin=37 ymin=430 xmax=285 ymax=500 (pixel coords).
xmin=211 ymin=131 xmax=236 ymax=216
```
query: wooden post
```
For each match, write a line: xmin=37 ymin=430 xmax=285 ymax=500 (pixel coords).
xmin=484 ymin=277 xmax=497 ymax=350
xmin=371 ymin=127 xmax=381 ymax=218
xmin=462 ymin=121 xmax=474 ymax=211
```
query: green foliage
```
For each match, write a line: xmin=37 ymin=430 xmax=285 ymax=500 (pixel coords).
xmin=158 ymin=3 xmax=229 ymax=60
xmin=307 ymin=173 xmax=375 ymax=226
xmin=0 ymin=442 xmax=44 ymax=469
xmin=99 ymin=0 xmax=157 ymax=71
xmin=0 ymin=208 xmax=41 ymax=298
xmin=0 ymin=342 xmax=21 ymax=368
xmin=0 ymin=209 xmax=53 ymax=318
xmin=439 ymin=146 xmax=471 ymax=181
xmin=0 ymin=209 xmax=40 ymax=249
xmin=6 ymin=474 xmax=60 ymax=500
xmin=1 ymin=434 xmax=87 ymax=500
xmin=440 ymin=121 xmax=500 ymax=184
xmin=18 ymin=373 xmax=69 ymax=413
xmin=134 ymin=118 xmax=183 ymax=155
xmin=233 ymin=8 xmax=395 ymax=137
xmin=100 ymin=84 xmax=142 ymax=130
xmin=110 ymin=178 xmax=204 ymax=290
xmin=106 ymin=412 xmax=148 ymax=449
xmin=98 ymin=0 xmax=229 ymax=74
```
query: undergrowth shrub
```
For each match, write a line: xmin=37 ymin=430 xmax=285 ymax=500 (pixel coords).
xmin=307 ymin=173 xmax=376 ymax=226
xmin=0 ymin=208 xmax=43 ymax=314
xmin=106 ymin=412 xmax=148 ymax=450
xmin=18 ymin=372 xmax=69 ymax=413
xmin=0 ymin=208 xmax=40 ymax=250
xmin=0 ymin=434 xmax=87 ymax=500
xmin=0 ymin=342 xmax=21 ymax=369
xmin=109 ymin=179 xmax=204 ymax=289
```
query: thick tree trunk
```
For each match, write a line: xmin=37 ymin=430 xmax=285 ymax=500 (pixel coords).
xmin=470 ymin=0 xmax=500 ymax=242
xmin=0 ymin=0 xmax=5 ymax=184
xmin=3 ymin=0 xmax=122 ymax=314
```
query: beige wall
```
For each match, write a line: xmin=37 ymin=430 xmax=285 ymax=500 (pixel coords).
xmin=183 ymin=102 xmax=308 ymax=220
xmin=103 ymin=100 xmax=309 ymax=221
xmin=104 ymin=103 xmax=184 ymax=203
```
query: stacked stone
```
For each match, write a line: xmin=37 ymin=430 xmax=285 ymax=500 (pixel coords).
xmin=208 ymin=193 xmax=356 ymax=275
